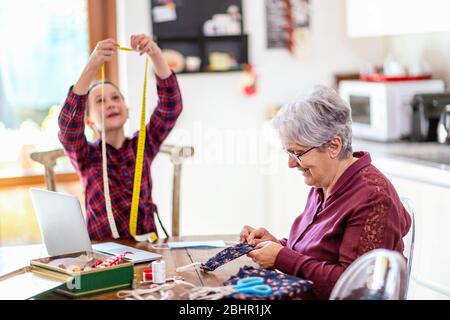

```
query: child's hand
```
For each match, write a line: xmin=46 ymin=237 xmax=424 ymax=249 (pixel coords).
xmin=74 ymin=38 xmax=118 ymax=95
xmin=130 ymin=33 xmax=171 ymax=79
xmin=88 ymin=39 xmax=118 ymax=70
xmin=130 ymin=34 xmax=161 ymax=57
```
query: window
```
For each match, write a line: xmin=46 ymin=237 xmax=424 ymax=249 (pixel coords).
xmin=0 ymin=0 xmax=90 ymax=175
xmin=0 ymin=0 xmax=118 ymax=246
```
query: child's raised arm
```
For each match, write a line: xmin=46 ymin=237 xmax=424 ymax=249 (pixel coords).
xmin=58 ymin=39 xmax=119 ymax=172
xmin=128 ymin=34 xmax=182 ymax=160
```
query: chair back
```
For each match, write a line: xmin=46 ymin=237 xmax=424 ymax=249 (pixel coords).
xmin=400 ymin=196 xmax=416 ymax=299
xmin=30 ymin=149 xmax=65 ymax=191
xmin=30 ymin=144 xmax=194 ymax=237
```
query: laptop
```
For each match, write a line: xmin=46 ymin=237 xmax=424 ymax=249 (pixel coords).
xmin=29 ymin=188 xmax=161 ymax=264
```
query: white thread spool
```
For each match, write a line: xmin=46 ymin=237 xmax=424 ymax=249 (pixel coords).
xmin=152 ymin=260 xmax=166 ymax=284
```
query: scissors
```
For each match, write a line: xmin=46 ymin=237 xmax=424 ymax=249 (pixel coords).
xmin=187 ymin=276 xmax=272 ymax=300
xmin=228 ymin=276 xmax=272 ymax=296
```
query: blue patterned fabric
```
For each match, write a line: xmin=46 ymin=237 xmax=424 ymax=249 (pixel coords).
xmin=223 ymin=266 xmax=313 ymax=300
xmin=201 ymin=243 xmax=255 ymax=272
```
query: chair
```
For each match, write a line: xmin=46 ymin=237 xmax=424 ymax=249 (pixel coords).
xmin=30 ymin=144 xmax=194 ymax=237
xmin=329 ymin=248 xmax=408 ymax=300
xmin=400 ymin=196 xmax=416 ymax=299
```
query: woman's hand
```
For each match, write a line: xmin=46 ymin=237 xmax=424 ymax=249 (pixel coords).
xmin=239 ymin=225 xmax=255 ymax=243
xmin=240 ymin=225 xmax=279 ymax=245
xmin=247 ymin=241 xmax=284 ymax=269
xmin=130 ymin=34 xmax=171 ymax=79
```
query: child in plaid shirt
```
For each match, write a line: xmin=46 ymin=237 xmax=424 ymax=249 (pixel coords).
xmin=58 ymin=34 xmax=183 ymax=240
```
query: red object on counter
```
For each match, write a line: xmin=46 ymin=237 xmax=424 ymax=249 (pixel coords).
xmin=143 ymin=268 xmax=153 ymax=282
xmin=360 ymin=73 xmax=432 ymax=82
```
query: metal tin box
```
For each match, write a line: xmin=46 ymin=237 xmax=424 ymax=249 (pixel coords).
xmin=0 ymin=251 xmax=134 ymax=299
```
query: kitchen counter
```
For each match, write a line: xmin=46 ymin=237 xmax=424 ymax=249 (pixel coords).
xmin=353 ymin=139 xmax=450 ymax=188
xmin=353 ymin=139 xmax=450 ymax=170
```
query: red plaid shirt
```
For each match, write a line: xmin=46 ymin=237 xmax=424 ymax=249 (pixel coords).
xmin=58 ymin=72 xmax=182 ymax=240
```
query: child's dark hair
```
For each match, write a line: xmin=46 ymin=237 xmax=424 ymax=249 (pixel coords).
xmin=85 ymin=80 xmax=124 ymax=118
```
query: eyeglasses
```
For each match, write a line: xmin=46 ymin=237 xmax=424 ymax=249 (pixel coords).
xmin=284 ymin=146 xmax=316 ymax=164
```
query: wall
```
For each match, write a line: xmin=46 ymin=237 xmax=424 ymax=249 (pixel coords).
xmin=387 ymin=33 xmax=450 ymax=88
xmin=115 ymin=0 xmax=387 ymax=237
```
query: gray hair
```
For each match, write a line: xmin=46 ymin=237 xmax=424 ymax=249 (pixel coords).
xmin=273 ymin=85 xmax=353 ymax=160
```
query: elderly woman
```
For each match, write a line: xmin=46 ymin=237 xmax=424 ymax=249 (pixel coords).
xmin=241 ymin=85 xmax=411 ymax=300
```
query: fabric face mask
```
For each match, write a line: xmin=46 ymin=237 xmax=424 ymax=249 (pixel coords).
xmin=176 ymin=243 xmax=255 ymax=273
xmin=201 ymin=243 xmax=255 ymax=272
xmin=223 ymin=266 xmax=313 ymax=300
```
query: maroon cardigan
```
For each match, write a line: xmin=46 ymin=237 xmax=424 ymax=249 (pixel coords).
xmin=274 ymin=151 xmax=411 ymax=300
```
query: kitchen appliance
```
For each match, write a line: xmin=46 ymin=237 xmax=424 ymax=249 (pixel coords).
xmin=411 ymin=93 xmax=450 ymax=142
xmin=339 ymin=80 xmax=445 ymax=141
xmin=438 ymin=104 xmax=450 ymax=144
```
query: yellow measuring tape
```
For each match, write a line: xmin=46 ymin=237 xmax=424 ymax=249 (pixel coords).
xmin=101 ymin=45 xmax=157 ymax=242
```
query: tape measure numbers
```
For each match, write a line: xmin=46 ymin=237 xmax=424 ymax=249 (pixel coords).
xmin=101 ymin=63 xmax=120 ymax=239
xmin=101 ymin=45 xmax=157 ymax=242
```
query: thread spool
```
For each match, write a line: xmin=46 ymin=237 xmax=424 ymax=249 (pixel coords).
xmin=151 ymin=260 xmax=166 ymax=284
xmin=143 ymin=268 xmax=153 ymax=282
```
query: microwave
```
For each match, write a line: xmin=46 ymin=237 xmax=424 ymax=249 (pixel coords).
xmin=339 ymin=80 xmax=445 ymax=141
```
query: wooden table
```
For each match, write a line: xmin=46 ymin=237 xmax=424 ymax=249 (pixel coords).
xmin=0 ymin=235 xmax=258 ymax=300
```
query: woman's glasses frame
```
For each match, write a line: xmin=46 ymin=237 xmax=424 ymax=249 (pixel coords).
xmin=284 ymin=146 xmax=316 ymax=164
